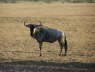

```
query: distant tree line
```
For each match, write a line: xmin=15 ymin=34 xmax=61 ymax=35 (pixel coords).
xmin=0 ymin=0 xmax=95 ymax=3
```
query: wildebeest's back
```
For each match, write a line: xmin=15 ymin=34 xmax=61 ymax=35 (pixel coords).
xmin=42 ymin=27 xmax=62 ymax=43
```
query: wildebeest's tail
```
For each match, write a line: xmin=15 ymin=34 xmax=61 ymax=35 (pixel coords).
xmin=61 ymin=32 xmax=68 ymax=56
xmin=64 ymin=35 xmax=68 ymax=56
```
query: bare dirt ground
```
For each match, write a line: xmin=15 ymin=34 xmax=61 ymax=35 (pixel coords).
xmin=0 ymin=2 xmax=95 ymax=72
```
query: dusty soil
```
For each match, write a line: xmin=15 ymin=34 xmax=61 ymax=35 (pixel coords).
xmin=0 ymin=2 xmax=95 ymax=72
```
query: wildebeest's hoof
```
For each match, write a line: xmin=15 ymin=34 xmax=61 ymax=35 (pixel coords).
xmin=60 ymin=54 xmax=66 ymax=56
xmin=64 ymin=54 xmax=67 ymax=56
xmin=59 ymin=54 xmax=61 ymax=56
xmin=39 ymin=54 xmax=42 ymax=57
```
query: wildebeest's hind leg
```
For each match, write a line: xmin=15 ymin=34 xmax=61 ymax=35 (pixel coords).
xmin=58 ymin=40 xmax=64 ymax=56
xmin=58 ymin=35 xmax=68 ymax=56
xmin=39 ymin=42 xmax=43 ymax=56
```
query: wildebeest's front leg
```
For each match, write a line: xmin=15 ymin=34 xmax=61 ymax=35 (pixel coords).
xmin=39 ymin=42 xmax=43 ymax=56
xmin=58 ymin=37 xmax=65 ymax=56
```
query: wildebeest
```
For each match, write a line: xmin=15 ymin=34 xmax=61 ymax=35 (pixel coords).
xmin=24 ymin=21 xmax=68 ymax=56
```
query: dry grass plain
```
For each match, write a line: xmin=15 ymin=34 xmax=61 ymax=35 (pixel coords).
xmin=0 ymin=2 xmax=95 ymax=72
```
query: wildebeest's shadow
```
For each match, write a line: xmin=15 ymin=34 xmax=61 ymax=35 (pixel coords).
xmin=0 ymin=60 xmax=95 ymax=71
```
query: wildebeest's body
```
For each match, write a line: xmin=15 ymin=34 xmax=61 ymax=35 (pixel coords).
xmin=24 ymin=22 xmax=68 ymax=56
xmin=33 ymin=27 xmax=63 ymax=43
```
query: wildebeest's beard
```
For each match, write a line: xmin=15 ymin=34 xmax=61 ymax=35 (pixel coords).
xmin=25 ymin=24 xmax=35 ymax=37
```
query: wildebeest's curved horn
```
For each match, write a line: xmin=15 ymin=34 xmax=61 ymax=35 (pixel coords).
xmin=39 ymin=21 xmax=42 ymax=25
xmin=24 ymin=21 xmax=26 ymax=26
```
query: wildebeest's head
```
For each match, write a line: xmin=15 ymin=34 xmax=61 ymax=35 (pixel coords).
xmin=24 ymin=21 xmax=43 ymax=36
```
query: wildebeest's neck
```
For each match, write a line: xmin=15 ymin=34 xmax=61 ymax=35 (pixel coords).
xmin=30 ymin=28 xmax=34 ymax=37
